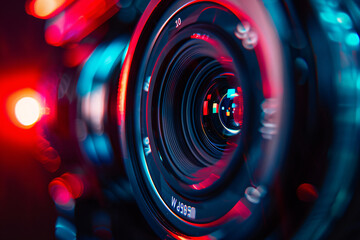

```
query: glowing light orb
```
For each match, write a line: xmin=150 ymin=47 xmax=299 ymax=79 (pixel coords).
xmin=31 ymin=0 xmax=67 ymax=18
xmin=15 ymin=97 xmax=41 ymax=126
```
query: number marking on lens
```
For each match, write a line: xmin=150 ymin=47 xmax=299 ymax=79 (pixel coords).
xmin=144 ymin=76 xmax=151 ymax=92
xmin=175 ymin=18 xmax=182 ymax=28
xmin=171 ymin=196 xmax=196 ymax=219
xmin=143 ymin=137 xmax=152 ymax=156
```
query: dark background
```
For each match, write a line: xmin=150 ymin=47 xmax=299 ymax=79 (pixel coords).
xmin=0 ymin=1 xmax=59 ymax=239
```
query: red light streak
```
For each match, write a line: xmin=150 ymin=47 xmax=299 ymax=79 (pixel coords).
xmin=191 ymin=173 xmax=220 ymax=190
xmin=203 ymin=101 xmax=209 ymax=116
xmin=168 ymin=232 xmax=213 ymax=240
xmin=44 ymin=0 xmax=119 ymax=46
xmin=219 ymin=72 xmax=235 ymax=77
xmin=219 ymin=57 xmax=233 ymax=63
xmin=234 ymin=87 xmax=244 ymax=127
xmin=26 ymin=0 xmax=75 ymax=19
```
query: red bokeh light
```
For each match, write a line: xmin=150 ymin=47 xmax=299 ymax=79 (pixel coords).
xmin=7 ymin=88 xmax=43 ymax=129
xmin=49 ymin=173 xmax=84 ymax=205
xmin=296 ymin=183 xmax=319 ymax=202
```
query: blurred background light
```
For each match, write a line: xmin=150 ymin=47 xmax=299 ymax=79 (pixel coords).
xmin=7 ymin=88 xmax=43 ymax=130
xmin=15 ymin=97 xmax=41 ymax=127
xmin=55 ymin=217 xmax=77 ymax=240
xmin=33 ymin=0 xmax=66 ymax=18
xmin=26 ymin=0 xmax=75 ymax=19
xmin=346 ymin=32 xmax=360 ymax=47
xmin=296 ymin=183 xmax=319 ymax=203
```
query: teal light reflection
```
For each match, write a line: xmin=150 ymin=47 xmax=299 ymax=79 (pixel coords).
xmin=55 ymin=217 xmax=76 ymax=240
xmin=346 ymin=33 xmax=360 ymax=47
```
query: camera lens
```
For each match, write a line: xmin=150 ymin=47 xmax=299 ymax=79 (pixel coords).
xmin=119 ymin=0 xmax=288 ymax=238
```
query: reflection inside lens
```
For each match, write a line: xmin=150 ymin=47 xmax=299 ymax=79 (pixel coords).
xmin=201 ymin=73 xmax=243 ymax=153
xmin=218 ymin=87 xmax=243 ymax=135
